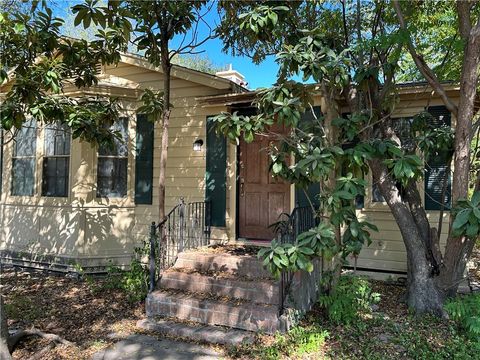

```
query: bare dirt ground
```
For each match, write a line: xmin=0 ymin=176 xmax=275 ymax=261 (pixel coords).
xmin=0 ymin=268 xmax=145 ymax=360
xmin=1 ymin=244 xmax=479 ymax=360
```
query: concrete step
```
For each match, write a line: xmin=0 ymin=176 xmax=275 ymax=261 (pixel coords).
xmin=173 ymin=251 xmax=272 ymax=279
xmin=160 ymin=270 xmax=279 ymax=305
xmin=146 ymin=290 xmax=282 ymax=333
xmin=137 ymin=318 xmax=255 ymax=346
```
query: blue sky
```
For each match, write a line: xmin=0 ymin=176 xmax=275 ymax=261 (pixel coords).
xmin=53 ymin=1 xmax=279 ymax=90
xmin=168 ymin=6 xmax=279 ymax=90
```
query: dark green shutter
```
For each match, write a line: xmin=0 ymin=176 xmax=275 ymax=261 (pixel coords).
xmin=425 ymin=106 xmax=451 ymax=210
xmin=135 ymin=114 xmax=154 ymax=204
xmin=295 ymin=106 xmax=322 ymax=208
xmin=206 ymin=116 xmax=227 ymax=227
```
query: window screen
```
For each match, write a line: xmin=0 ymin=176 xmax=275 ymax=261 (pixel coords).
xmin=11 ymin=120 xmax=37 ymax=196
xmin=42 ymin=123 xmax=71 ymax=197
xmin=97 ymin=118 xmax=129 ymax=198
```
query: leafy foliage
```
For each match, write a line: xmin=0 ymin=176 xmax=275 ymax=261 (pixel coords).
xmin=171 ymin=54 xmax=225 ymax=74
xmin=74 ymin=236 xmax=150 ymax=303
xmin=0 ymin=2 xmax=127 ymax=147
xmin=228 ymin=323 xmax=329 ymax=360
xmin=451 ymin=192 xmax=480 ymax=240
xmin=212 ymin=111 xmax=272 ymax=144
xmin=258 ymin=222 xmax=336 ymax=278
xmin=445 ymin=293 xmax=480 ymax=340
xmin=318 ymin=276 xmax=380 ymax=325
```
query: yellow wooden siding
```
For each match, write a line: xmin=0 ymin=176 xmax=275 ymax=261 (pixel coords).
xmin=0 ymin=63 xmax=461 ymax=273
xmin=352 ymin=210 xmax=450 ymax=272
xmin=345 ymin=94 xmax=459 ymax=272
xmin=0 ymin=60 xmax=232 ymax=267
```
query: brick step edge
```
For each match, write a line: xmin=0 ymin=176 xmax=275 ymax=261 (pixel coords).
xmin=160 ymin=271 xmax=280 ymax=305
xmin=136 ymin=318 xmax=255 ymax=346
xmin=174 ymin=252 xmax=273 ymax=279
xmin=146 ymin=290 xmax=281 ymax=333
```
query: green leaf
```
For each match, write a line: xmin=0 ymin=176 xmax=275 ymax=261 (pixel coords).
xmin=471 ymin=191 xmax=480 ymax=207
xmin=272 ymin=162 xmax=283 ymax=174
xmin=466 ymin=223 xmax=479 ymax=238
xmin=452 ymin=209 xmax=471 ymax=230
xmin=473 ymin=208 xmax=480 ymax=221
xmin=299 ymin=246 xmax=314 ymax=255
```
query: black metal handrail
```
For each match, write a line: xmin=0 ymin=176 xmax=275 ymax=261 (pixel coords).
xmin=278 ymin=206 xmax=317 ymax=315
xmin=149 ymin=198 xmax=211 ymax=292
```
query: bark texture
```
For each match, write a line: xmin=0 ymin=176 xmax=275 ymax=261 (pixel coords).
xmin=158 ymin=20 xmax=172 ymax=222
xmin=369 ymin=159 xmax=446 ymax=315
xmin=1 ymin=297 xmax=12 ymax=360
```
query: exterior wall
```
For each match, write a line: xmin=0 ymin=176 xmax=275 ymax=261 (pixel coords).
xmin=351 ymin=92 xmax=460 ymax=272
xmin=0 ymin=75 xmax=461 ymax=275
xmin=0 ymin=60 xmax=234 ymax=270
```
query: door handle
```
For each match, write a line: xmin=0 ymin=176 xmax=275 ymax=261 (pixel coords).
xmin=240 ymin=178 xmax=245 ymax=197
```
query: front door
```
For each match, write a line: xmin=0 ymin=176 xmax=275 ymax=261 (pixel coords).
xmin=238 ymin=128 xmax=291 ymax=240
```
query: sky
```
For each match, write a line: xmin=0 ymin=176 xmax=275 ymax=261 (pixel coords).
xmin=53 ymin=1 xmax=280 ymax=90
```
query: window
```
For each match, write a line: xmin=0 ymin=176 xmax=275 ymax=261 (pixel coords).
xmin=11 ymin=120 xmax=37 ymax=196
xmin=42 ymin=123 xmax=71 ymax=197
xmin=371 ymin=180 xmax=384 ymax=203
xmin=372 ymin=118 xmax=413 ymax=203
xmin=97 ymin=118 xmax=129 ymax=198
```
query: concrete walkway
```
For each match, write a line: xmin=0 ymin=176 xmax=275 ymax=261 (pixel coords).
xmin=92 ymin=334 xmax=221 ymax=360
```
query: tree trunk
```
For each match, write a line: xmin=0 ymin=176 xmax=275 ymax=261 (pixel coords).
xmin=320 ymin=84 xmax=342 ymax=288
xmin=407 ymin=259 xmax=445 ymax=316
xmin=369 ymin=159 xmax=446 ymax=315
xmin=158 ymin=58 xmax=171 ymax=222
xmin=438 ymin=18 xmax=480 ymax=297
xmin=1 ymin=297 xmax=12 ymax=360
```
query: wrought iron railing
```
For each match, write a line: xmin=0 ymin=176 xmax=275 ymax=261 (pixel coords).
xmin=149 ymin=198 xmax=211 ymax=292
xmin=277 ymin=206 xmax=317 ymax=315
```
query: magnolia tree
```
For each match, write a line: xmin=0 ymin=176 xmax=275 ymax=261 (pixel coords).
xmin=215 ymin=0 xmax=480 ymax=315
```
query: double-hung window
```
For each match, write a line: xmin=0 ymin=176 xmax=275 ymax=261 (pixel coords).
xmin=11 ymin=120 xmax=37 ymax=196
xmin=97 ymin=117 xmax=129 ymax=198
xmin=42 ymin=123 xmax=71 ymax=197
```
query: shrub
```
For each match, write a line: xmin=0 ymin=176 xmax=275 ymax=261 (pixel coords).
xmin=318 ymin=275 xmax=380 ymax=325
xmin=445 ymin=293 xmax=480 ymax=339
xmin=81 ymin=239 xmax=150 ymax=303
xmin=227 ymin=324 xmax=328 ymax=359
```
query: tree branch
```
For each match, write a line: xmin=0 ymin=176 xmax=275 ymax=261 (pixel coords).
xmin=8 ymin=328 xmax=74 ymax=353
xmin=456 ymin=1 xmax=473 ymax=39
xmin=392 ymin=0 xmax=459 ymax=117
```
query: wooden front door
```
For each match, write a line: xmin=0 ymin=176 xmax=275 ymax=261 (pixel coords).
xmin=238 ymin=129 xmax=291 ymax=240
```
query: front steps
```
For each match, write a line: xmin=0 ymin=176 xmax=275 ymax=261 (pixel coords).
xmin=140 ymin=247 xmax=284 ymax=342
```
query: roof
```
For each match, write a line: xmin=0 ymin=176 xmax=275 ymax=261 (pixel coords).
xmin=197 ymin=81 xmax=467 ymax=107
xmin=119 ymin=53 xmax=247 ymax=92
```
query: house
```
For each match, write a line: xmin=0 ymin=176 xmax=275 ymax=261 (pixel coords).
xmin=0 ymin=53 xmax=470 ymax=335
xmin=0 ymin=55 xmax=464 ymax=276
